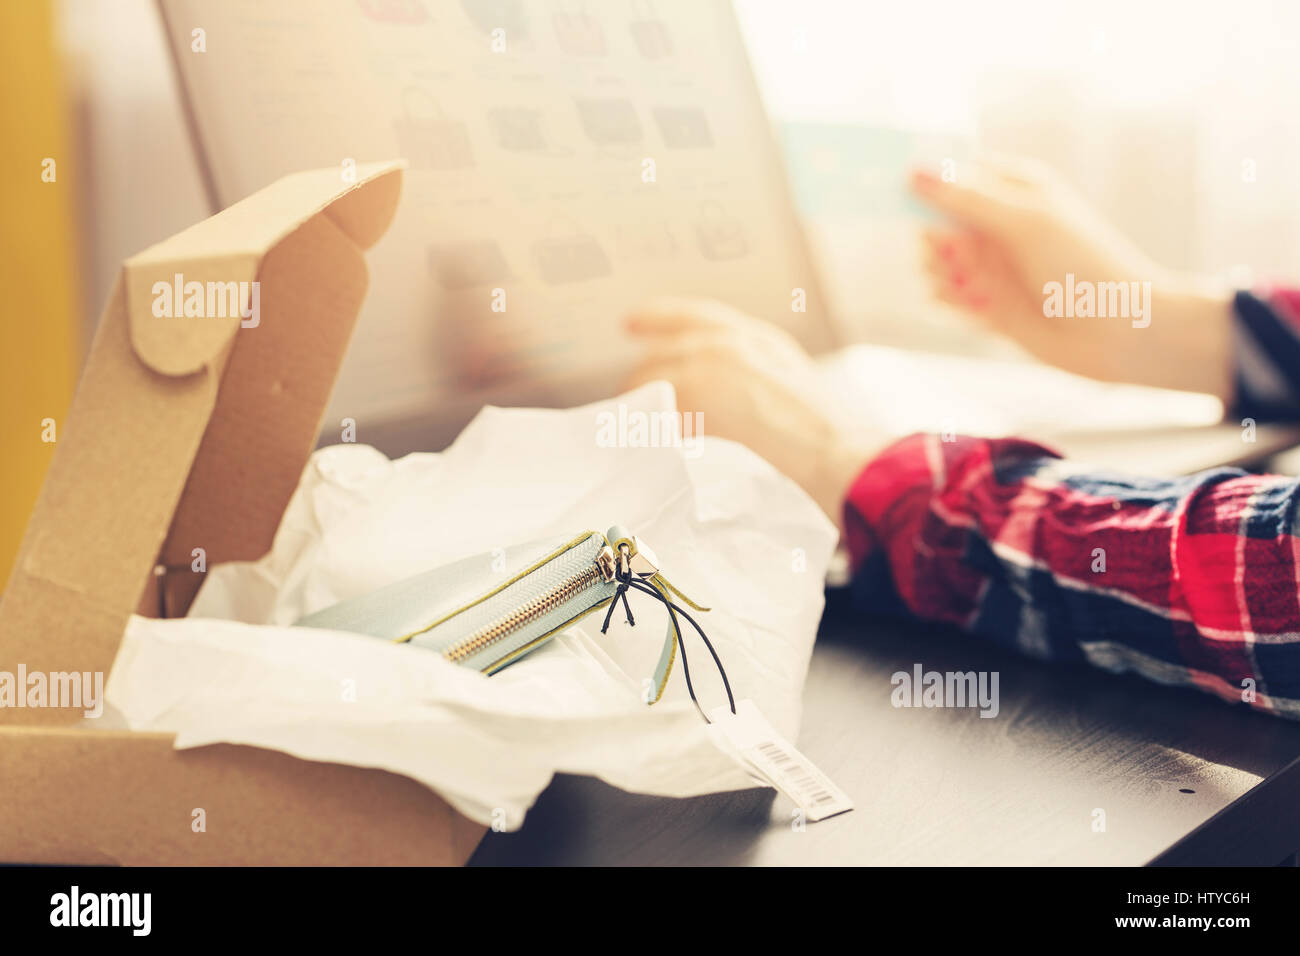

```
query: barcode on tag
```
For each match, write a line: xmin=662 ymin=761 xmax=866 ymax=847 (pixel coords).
xmin=708 ymin=699 xmax=854 ymax=823
xmin=743 ymin=740 xmax=853 ymax=821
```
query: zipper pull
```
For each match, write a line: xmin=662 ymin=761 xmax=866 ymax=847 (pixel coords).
xmin=627 ymin=537 xmax=659 ymax=578
xmin=616 ymin=536 xmax=658 ymax=579
xmin=600 ymin=524 xmax=732 ymax=718
xmin=595 ymin=545 xmax=617 ymax=583
xmin=605 ymin=525 xmax=710 ymax=611
xmin=606 ymin=525 xmax=659 ymax=578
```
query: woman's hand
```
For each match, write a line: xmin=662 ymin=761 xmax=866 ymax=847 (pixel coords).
xmin=622 ymin=298 xmax=884 ymax=533
xmin=911 ymin=156 xmax=1235 ymax=402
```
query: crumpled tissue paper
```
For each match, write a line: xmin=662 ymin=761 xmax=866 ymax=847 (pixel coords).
xmin=104 ymin=382 xmax=837 ymax=828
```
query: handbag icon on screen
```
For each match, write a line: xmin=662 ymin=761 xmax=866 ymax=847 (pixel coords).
xmin=629 ymin=0 xmax=673 ymax=59
xmin=652 ymin=107 xmax=713 ymax=149
xmin=532 ymin=218 xmax=613 ymax=284
xmin=694 ymin=201 xmax=750 ymax=262
xmin=357 ymin=0 xmax=428 ymax=24
xmin=461 ymin=0 xmax=531 ymax=41
xmin=427 ymin=239 xmax=513 ymax=291
xmin=552 ymin=1 xmax=606 ymax=55
xmin=393 ymin=88 xmax=475 ymax=170
xmin=575 ymin=98 xmax=642 ymax=145
xmin=489 ymin=108 xmax=547 ymax=151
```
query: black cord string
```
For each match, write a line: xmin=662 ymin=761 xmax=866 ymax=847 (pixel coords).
xmin=599 ymin=578 xmax=635 ymax=633
xmin=623 ymin=578 xmax=736 ymax=718
xmin=640 ymin=579 xmax=709 ymax=720
xmin=598 ymin=562 xmax=737 ymax=721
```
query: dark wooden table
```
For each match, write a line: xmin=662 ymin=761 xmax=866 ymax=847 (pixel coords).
xmin=470 ymin=587 xmax=1300 ymax=866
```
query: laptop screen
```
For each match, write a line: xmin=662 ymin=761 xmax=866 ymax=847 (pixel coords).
xmin=158 ymin=0 xmax=834 ymax=451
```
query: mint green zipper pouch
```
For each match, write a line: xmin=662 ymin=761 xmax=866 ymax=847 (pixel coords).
xmin=294 ymin=525 xmax=706 ymax=705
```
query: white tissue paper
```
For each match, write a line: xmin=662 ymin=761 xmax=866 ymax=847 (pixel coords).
xmin=104 ymin=382 xmax=837 ymax=829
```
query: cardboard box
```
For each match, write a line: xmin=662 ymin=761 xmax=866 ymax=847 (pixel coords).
xmin=0 ymin=161 xmax=487 ymax=865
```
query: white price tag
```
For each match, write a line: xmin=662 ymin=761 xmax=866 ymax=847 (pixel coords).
xmin=708 ymin=699 xmax=853 ymax=822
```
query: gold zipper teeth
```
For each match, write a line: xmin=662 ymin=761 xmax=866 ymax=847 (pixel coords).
xmin=443 ymin=564 xmax=602 ymax=664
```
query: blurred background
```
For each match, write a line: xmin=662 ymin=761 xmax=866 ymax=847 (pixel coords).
xmin=3 ymin=0 xmax=1299 ymax=584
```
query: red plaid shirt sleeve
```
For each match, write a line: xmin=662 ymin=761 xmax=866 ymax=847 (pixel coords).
xmin=843 ymin=288 xmax=1300 ymax=719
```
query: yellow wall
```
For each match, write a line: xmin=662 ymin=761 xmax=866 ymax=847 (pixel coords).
xmin=0 ymin=0 xmax=80 ymax=589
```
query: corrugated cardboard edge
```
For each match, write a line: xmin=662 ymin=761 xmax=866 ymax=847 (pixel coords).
xmin=0 ymin=726 xmax=486 ymax=866
xmin=123 ymin=160 xmax=403 ymax=377
xmin=0 ymin=160 xmax=488 ymax=864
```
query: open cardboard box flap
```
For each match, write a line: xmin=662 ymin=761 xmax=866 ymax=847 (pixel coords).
xmin=0 ymin=160 xmax=487 ymax=864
